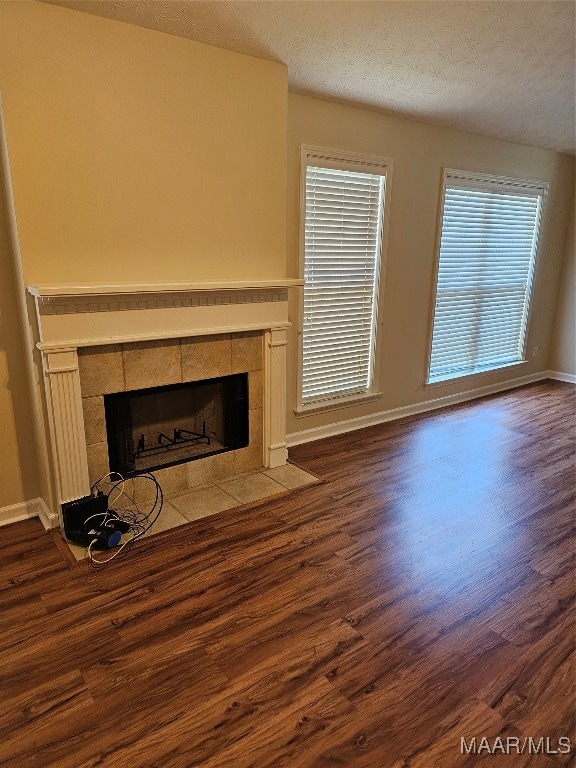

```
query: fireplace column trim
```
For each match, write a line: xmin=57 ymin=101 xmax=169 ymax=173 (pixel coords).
xmin=41 ymin=347 xmax=90 ymax=511
xmin=265 ymin=327 xmax=288 ymax=468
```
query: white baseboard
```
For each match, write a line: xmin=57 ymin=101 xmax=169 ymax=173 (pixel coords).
xmin=547 ymin=370 xmax=576 ymax=384
xmin=0 ymin=497 xmax=57 ymax=530
xmin=287 ymin=371 xmax=549 ymax=447
xmin=37 ymin=498 xmax=58 ymax=530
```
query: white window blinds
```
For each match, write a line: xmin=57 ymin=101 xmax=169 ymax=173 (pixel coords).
xmin=301 ymin=152 xmax=387 ymax=406
xmin=428 ymin=171 xmax=546 ymax=384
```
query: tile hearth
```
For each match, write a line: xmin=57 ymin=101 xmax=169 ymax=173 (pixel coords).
xmin=65 ymin=463 xmax=319 ymax=561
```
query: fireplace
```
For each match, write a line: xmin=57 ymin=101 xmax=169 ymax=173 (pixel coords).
xmin=104 ymin=374 xmax=249 ymax=476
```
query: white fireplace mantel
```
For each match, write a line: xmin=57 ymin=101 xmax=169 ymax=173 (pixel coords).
xmin=29 ymin=279 xmax=302 ymax=350
xmin=28 ymin=279 xmax=302 ymax=523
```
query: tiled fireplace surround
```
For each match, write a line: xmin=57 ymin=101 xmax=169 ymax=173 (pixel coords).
xmin=28 ymin=280 xmax=300 ymax=526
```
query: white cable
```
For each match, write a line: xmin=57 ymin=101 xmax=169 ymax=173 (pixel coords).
xmin=88 ymin=535 xmax=135 ymax=568
xmin=108 ymin=478 xmax=125 ymax=506
xmin=91 ymin=471 xmax=121 ymax=490
xmin=83 ymin=510 xmax=117 ymax=526
xmin=91 ymin=471 xmax=125 ymax=506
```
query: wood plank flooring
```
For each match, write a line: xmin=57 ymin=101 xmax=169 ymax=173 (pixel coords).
xmin=1 ymin=381 xmax=574 ymax=767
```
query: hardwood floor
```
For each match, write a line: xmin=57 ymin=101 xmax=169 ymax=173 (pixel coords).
xmin=1 ymin=381 xmax=574 ymax=767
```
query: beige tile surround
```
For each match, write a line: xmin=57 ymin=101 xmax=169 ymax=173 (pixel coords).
xmin=78 ymin=332 xmax=264 ymax=496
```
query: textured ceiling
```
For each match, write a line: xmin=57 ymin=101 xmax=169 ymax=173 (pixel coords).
xmin=47 ymin=0 xmax=576 ymax=153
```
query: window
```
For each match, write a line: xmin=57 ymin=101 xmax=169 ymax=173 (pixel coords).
xmin=427 ymin=169 xmax=547 ymax=384
xmin=298 ymin=146 xmax=391 ymax=409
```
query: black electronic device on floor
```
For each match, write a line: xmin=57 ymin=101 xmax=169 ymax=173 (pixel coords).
xmin=62 ymin=494 xmax=123 ymax=550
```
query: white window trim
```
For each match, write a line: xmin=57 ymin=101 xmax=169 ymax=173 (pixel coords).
xmin=295 ymin=144 xmax=393 ymax=416
xmin=424 ymin=168 xmax=548 ymax=387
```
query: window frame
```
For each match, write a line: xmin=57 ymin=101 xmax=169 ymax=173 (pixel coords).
xmin=295 ymin=144 xmax=393 ymax=415
xmin=425 ymin=168 xmax=548 ymax=388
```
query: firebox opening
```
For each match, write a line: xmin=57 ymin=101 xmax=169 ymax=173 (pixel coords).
xmin=104 ymin=373 xmax=249 ymax=477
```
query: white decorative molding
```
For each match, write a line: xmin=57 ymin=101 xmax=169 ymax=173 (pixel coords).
xmin=264 ymin=327 xmax=289 ymax=468
xmin=36 ymin=497 xmax=58 ymax=529
xmin=547 ymin=370 xmax=576 ymax=384
xmin=0 ymin=499 xmax=38 ymax=527
xmin=34 ymin=288 xmax=289 ymax=316
xmin=36 ymin=323 xmax=286 ymax=352
xmin=28 ymin=281 xmax=298 ymax=350
xmin=0 ymin=497 xmax=56 ymax=529
xmin=42 ymin=348 xmax=90 ymax=508
xmin=287 ymin=370 xmax=549 ymax=446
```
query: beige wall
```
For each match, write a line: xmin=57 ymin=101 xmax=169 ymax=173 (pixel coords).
xmin=550 ymin=206 xmax=576 ymax=376
xmin=286 ymin=93 xmax=575 ymax=437
xmin=0 ymin=2 xmax=287 ymax=285
xmin=0 ymin=166 xmax=40 ymax=508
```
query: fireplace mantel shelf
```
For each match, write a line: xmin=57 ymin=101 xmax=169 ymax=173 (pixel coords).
xmin=28 ymin=278 xmax=302 ymax=299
